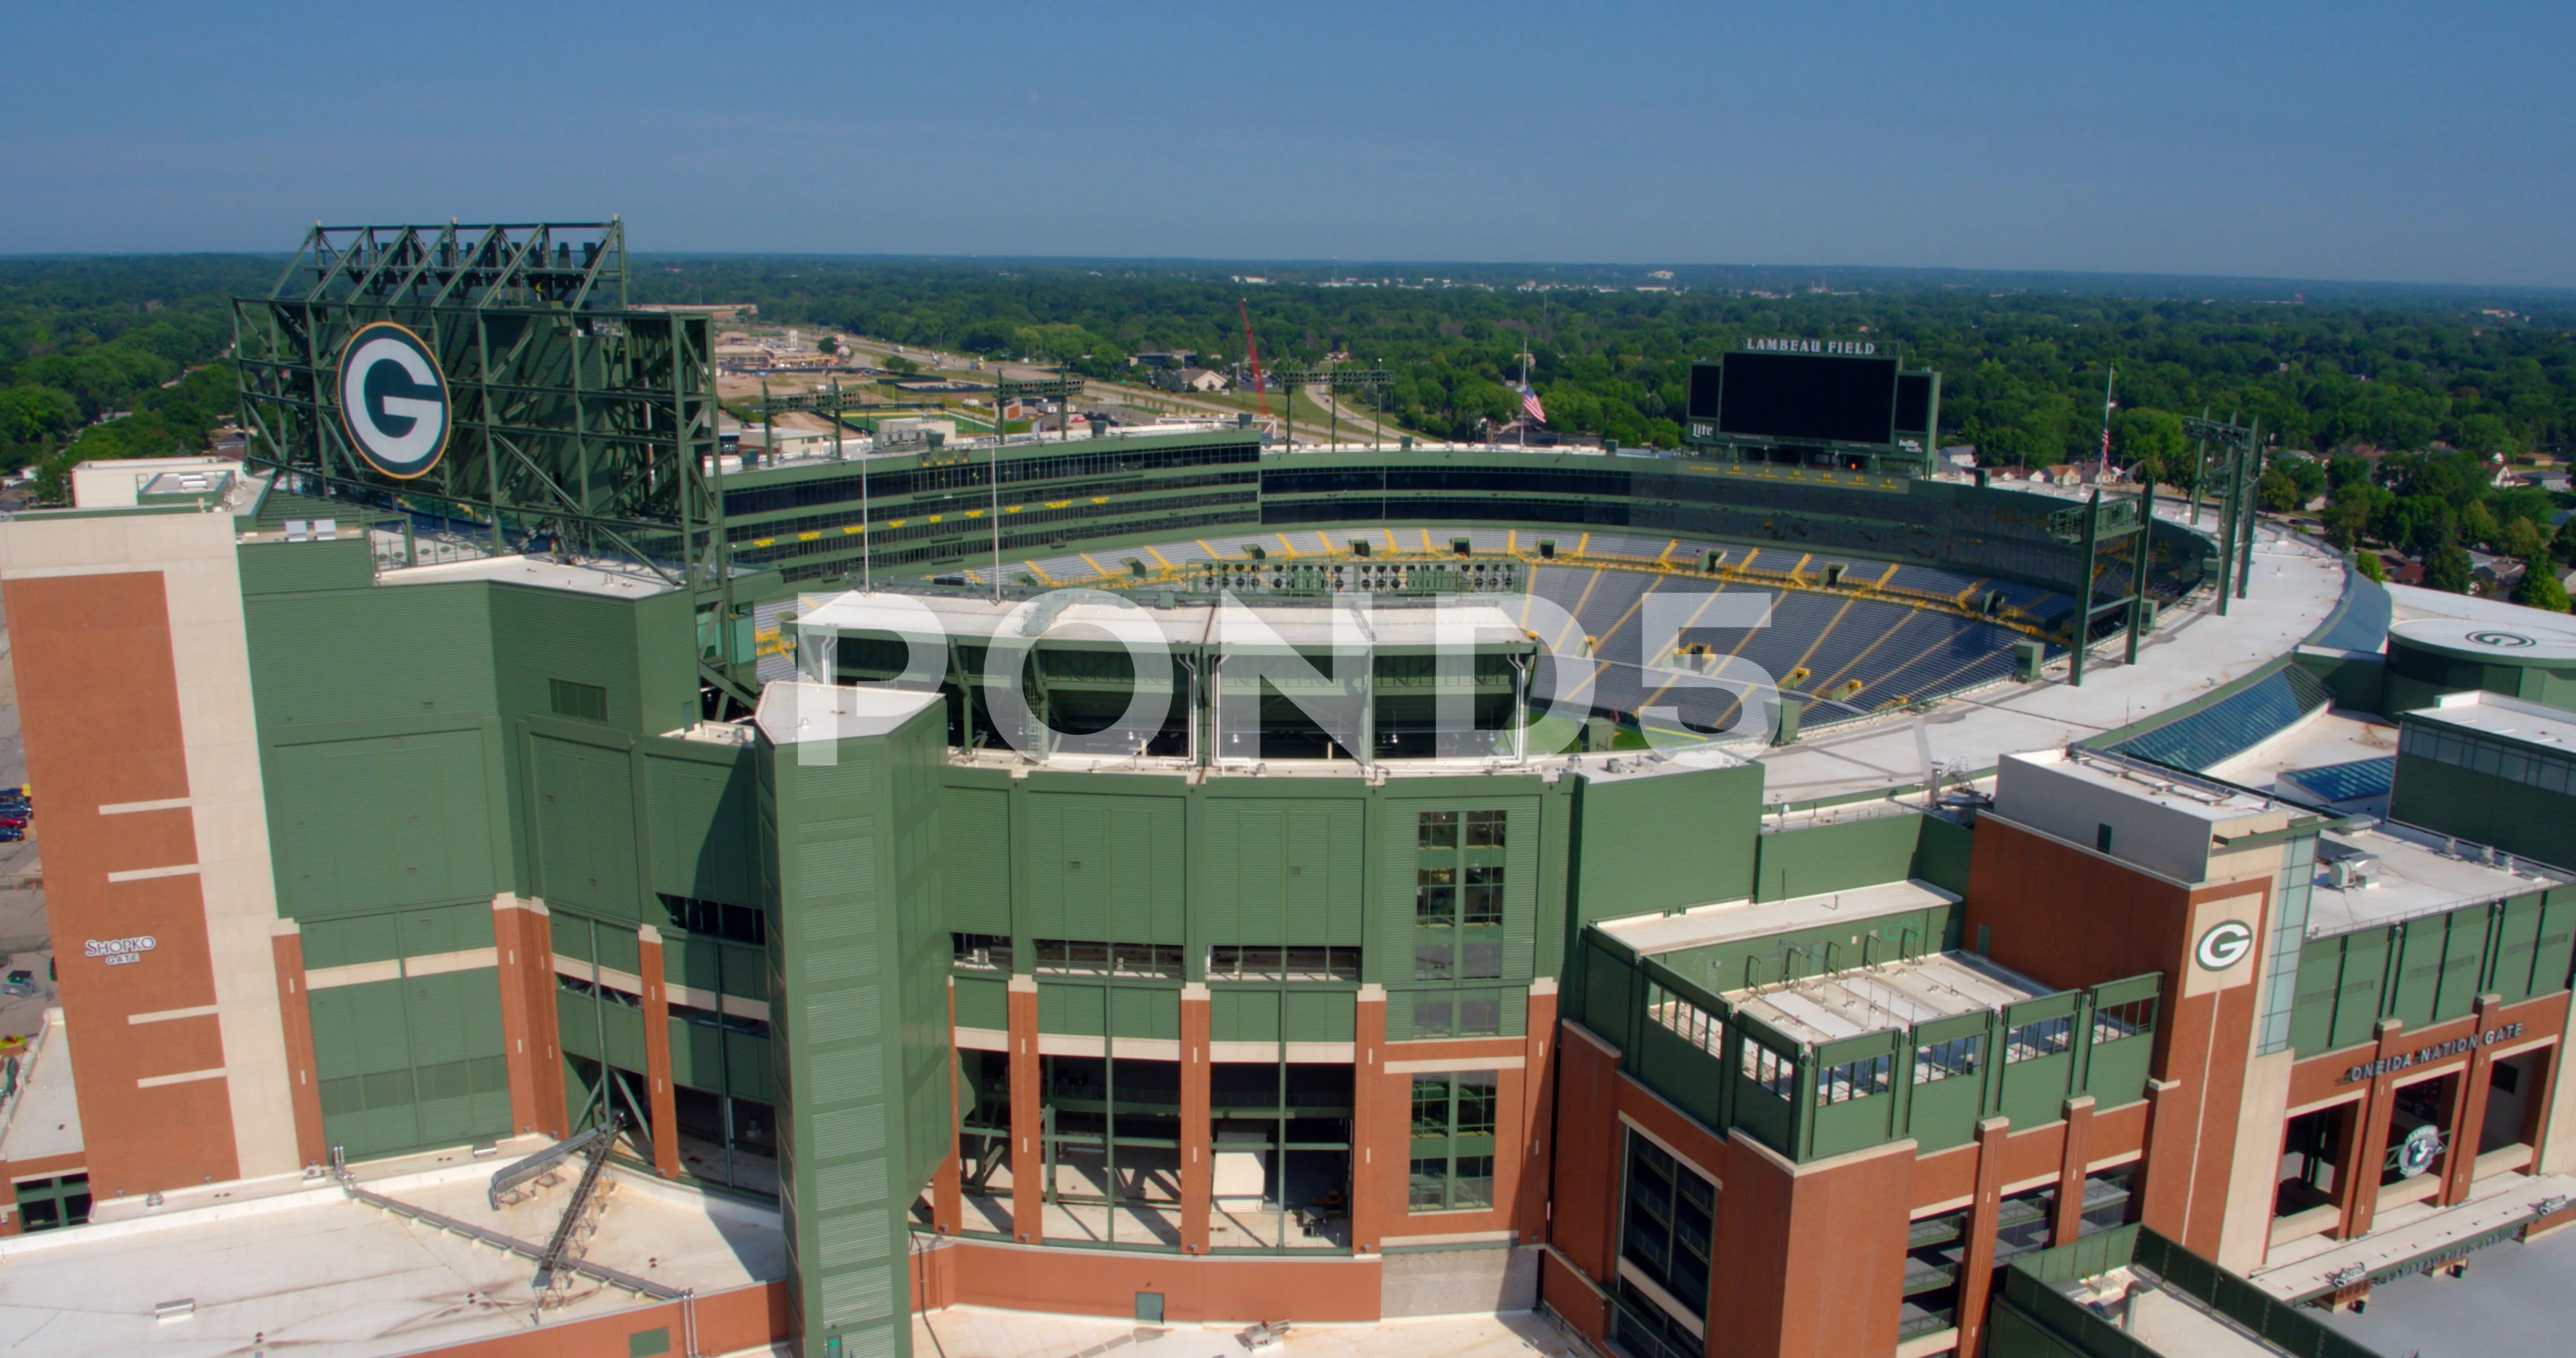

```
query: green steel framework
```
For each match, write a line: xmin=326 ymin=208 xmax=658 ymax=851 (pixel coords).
xmin=231 ymin=221 xmax=757 ymax=704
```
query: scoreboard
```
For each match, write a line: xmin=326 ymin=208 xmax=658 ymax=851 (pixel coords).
xmin=1682 ymin=341 xmax=1939 ymax=477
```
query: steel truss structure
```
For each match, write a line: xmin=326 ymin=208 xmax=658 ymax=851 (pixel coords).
xmin=232 ymin=221 xmax=757 ymax=705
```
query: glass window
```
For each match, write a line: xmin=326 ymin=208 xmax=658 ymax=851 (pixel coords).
xmin=1412 ymin=1076 xmax=1452 ymax=1135
xmin=1465 ymin=809 xmax=1507 ymax=848
xmin=1418 ymin=811 xmax=1457 ymax=849
xmin=1462 ymin=865 xmax=1504 ymax=925
xmin=1457 ymin=992 xmax=1503 ymax=1036
xmin=1459 ymin=935 xmax=1504 ymax=980
xmin=1620 ymin=1134 xmax=1714 ymax=1319
xmin=1411 ymin=993 xmax=1454 ymax=1039
xmin=1455 ymin=1073 xmax=1497 ymax=1136
xmin=1817 ymin=1053 xmax=1893 ymax=1105
xmin=951 ymin=932 xmax=1010 ymax=969
xmin=1408 ymin=1158 xmax=1448 ymax=1210
xmin=1414 ymin=934 xmax=1456 ymax=981
xmin=2091 ymin=997 xmax=2155 ymax=1045
xmin=1740 ymin=1042 xmax=1796 ymax=1099
xmin=1416 ymin=867 xmax=1457 ymax=922
xmin=1914 ymin=1034 xmax=1981 ymax=1083
xmin=2004 ymin=1015 xmax=2074 ymax=1063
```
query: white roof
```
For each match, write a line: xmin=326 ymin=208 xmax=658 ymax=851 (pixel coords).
xmin=2307 ymin=818 xmax=2570 ymax=935
xmin=2399 ymin=689 xmax=2576 ymax=751
xmin=1723 ymin=951 xmax=2047 ymax=1046
xmin=755 ymin=680 xmax=942 ymax=744
xmin=1598 ymin=878 xmax=1960 ymax=957
xmin=0 ymin=1150 xmax=779 ymax=1358
xmin=2388 ymin=615 xmax=2576 ymax=665
xmin=378 ymin=553 xmax=676 ymax=598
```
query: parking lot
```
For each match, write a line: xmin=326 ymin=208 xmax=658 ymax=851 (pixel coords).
xmin=0 ymin=588 xmax=51 ymax=1047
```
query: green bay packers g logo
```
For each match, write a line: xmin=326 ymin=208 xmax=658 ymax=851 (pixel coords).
xmin=338 ymin=321 xmax=450 ymax=479
xmin=2196 ymin=920 xmax=2254 ymax=971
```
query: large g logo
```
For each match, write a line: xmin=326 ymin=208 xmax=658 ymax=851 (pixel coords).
xmin=2196 ymin=920 xmax=2254 ymax=971
xmin=337 ymin=321 xmax=450 ymax=479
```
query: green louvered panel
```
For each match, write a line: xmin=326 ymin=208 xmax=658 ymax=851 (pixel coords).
xmin=270 ymin=729 xmax=496 ymax=919
xmin=648 ymin=753 xmax=757 ymax=907
xmin=1039 ymin=982 xmax=1106 ymax=1036
xmin=1282 ymin=989 xmax=1355 ymax=1042
xmin=943 ymin=787 xmax=1011 ymax=934
xmin=556 ymin=990 xmax=601 ymax=1060
xmin=533 ymin=737 xmax=639 ymax=919
xmin=1024 ymin=795 xmax=1068 ymax=938
xmin=664 ymin=932 xmax=720 ymax=991
xmin=2289 ymin=946 xmax=2342 ymax=1057
xmin=311 ymin=979 xmax=411 ymax=1077
xmin=404 ymin=970 xmax=472 ymax=1065
xmin=1380 ymin=802 xmax=1425 ymax=973
xmin=236 ymin=536 xmax=373 ymax=594
xmin=2538 ymin=892 xmax=2576 ymax=996
xmin=1279 ymin=806 xmax=1365 ymax=947
xmin=1112 ymin=986 xmax=1177 ymax=1041
xmin=1325 ymin=804 xmax=1364 ymax=945
xmin=1212 ymin=989 xmax=1278 ymax=1042
xmin=954 ymin=976 xmax=1008 ymax=1031
xmin=491 ymin=585 xmax=638 ymax=732
xmin=723 ymin=942 xmax=769 ymax=1000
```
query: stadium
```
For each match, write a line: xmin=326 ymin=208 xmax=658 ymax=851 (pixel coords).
xmin=1 ymin=222 xmax=2573 ymax=1358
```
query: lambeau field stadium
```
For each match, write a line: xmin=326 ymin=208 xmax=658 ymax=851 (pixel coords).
xmin=4 ymin=222 xmax=2576 ymax=1358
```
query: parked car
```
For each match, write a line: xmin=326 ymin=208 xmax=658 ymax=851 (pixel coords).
xmin=0 ymin=830 xmax=23 ymax=843
xmin=2 ymin=969 xmax=35 ymax=996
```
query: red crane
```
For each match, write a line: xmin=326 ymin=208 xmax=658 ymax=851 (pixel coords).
xmin=1238 ymin=298 xmax=1269 ymax=419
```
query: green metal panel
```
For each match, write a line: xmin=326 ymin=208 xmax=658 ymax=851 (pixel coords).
xmin=1212 ymin=988 xmax=1279 ymax=1042
xmin=270 ymin=729 xmax=496 ymax=919
xmin=953 ymin=976 xmax=1008 ymax=1031
xmin=2539 ymin=890 xmax=2576 ymax=996
xmin=942 ymin=785 xmax=1011 ymax=935
xmin=1904 ymin=1013 xmax=1990 ymax=1154
xmin=2433 ymin=905 xmax=2489 ymax=1021
xmin=1038 ymin=982 xmax=1106 ymax=1036
xmin=2328 ymin=931 xmax=2389 ymax=1051
xmin=491 ymin=584 xmax=643 ymax=733
xmin=1111 ymin=986 xmax=1177 ymax=1041
xmin=533 ymin=736 xmax=640 ymax=919
xmin=727 ymin=1029 xmax=773 ymax=1102
xmin=1574 ymin=764 xmax=1762 ymax=923
xmin=301 ymin=912 xmax=402 ymax=969
xmin=1997 ymin=995 xmax=2079 ymax=1130
xmin=236 ymin=536 xmax=373 ymax=595
xmin=647 ymin=749 xmax=757 ymax=907
xmin=2389 ymin=917 xmax=2444 ymax=1029
xmin=244 ymin=583 xmax=497 ymax=730
xmin=723 ymin=941 xmax=769 ymax=1000
xmin=1282 ymin=989 xmax=1356 ymax=1042
xmin=664 ymin=932 xmax=720 ymax=993
xmin=2488 ymin=895 xmax=2543 ymax=1003
xmin=2390 ymin=752 xmax=2576 ymax=873
xmin=1911 ymin=813 xmax=1974 ymax=896
xmin=601 ymin=1000 xmax=649 ymax=1073
xmin=1806 ymin=1030 xmax=1904 ymax=1159
xmin=594 ymin=922 xmax=641 ymax=978
xmin=2288 ymin=945 xmax=2343 ymax=1057
xmin=763 ymin=700 xmax=948 ymax=1358
xmin=670 ymin=1017 xmax=723 ymax=1090
xmin=550 ymin=909 xmax=595 ymax=962
xmin=1753 ymin=814 xmax=1923 ymax=902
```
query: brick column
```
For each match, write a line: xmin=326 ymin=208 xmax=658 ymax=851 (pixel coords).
xmin=1350 ymin=984 xmax=1387 ymax=1254
xmin=931 ymin=980 xmax=963 ymax=1234
xmin=1516 ymin=979 xmax=1559 ymax=1245
xmin=637 ymin=925 xmax=680 ymax=1179
xmin=2052 ymin=1095 xmax=2096 ymax=1245
xmin=2338 ymin=1018 xmax=2407 ymax=1240
xmin=492 ymin=897 xmax=567 ymax=1138
xmin=2136 ymin=1078 xmax=2194 ymax=1237
xmin=1952 ymin=1116 xmax=2012 ymax=1358
xmin=1009 ymin=976 xmax=1042 ymax=1242
xmin=2440 ymin=996 xmax=2507 ymax=1206
xmin=270 ymin=922 xmax=328 ymax=1169
xmin=1180 ymin=983 xmax=1212 ymax=1252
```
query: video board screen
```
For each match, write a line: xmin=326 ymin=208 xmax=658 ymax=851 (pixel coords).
xmin=1686 ymin=362 xmax=1725 ymax=422
xmin=1716 ymin=351 xmax=1899 ymax=444
xmin=1894 ymin=372 xmax=1934 ymax=435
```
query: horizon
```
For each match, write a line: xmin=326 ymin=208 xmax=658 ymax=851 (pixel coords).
xmin=7 ymin=1 xmax=2571 ymax=288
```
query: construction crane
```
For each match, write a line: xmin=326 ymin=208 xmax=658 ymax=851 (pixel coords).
xmin=1238 ymin=298 xmax=1269 ymax=419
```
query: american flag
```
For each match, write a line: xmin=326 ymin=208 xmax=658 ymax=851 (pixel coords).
xmin=1520 ymin=384 xmax=1546 ymax=424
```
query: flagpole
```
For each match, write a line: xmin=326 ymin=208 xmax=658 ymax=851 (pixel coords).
xmin=2099 ymin=364 xmax=2116 ymax=478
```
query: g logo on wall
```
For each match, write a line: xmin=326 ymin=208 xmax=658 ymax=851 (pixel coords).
xmin=337 ymin=321 xmax=451 ymax=479
xmin=2196 ymin=920 xmax=2254 ymax=971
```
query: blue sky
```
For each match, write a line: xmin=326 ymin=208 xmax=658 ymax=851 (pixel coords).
xmin=8 ymin=1 xmax=2572 ymax=287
